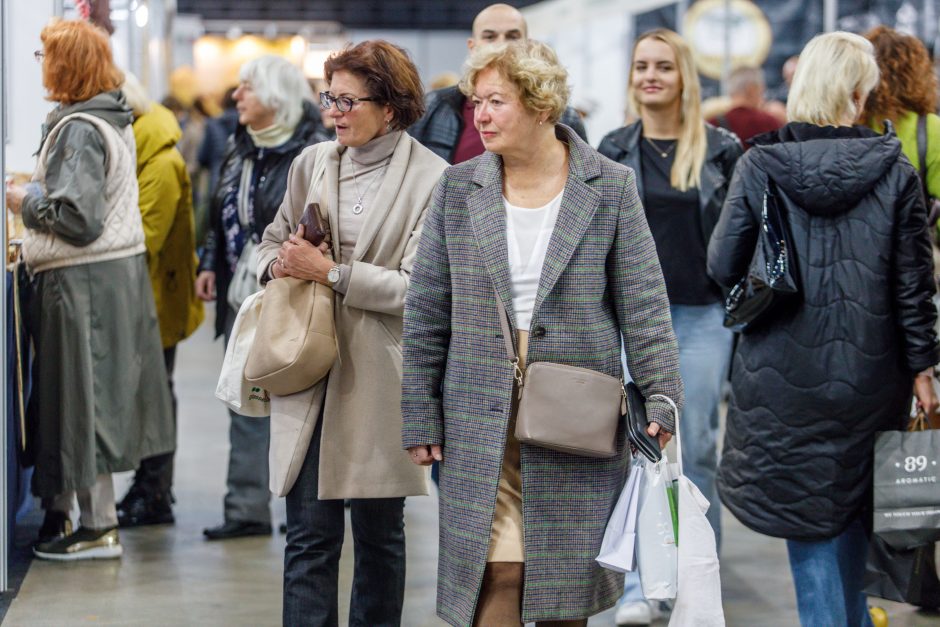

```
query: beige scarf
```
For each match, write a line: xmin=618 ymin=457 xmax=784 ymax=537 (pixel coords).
xmin=246 ymin=122 xmax=295 ymax=148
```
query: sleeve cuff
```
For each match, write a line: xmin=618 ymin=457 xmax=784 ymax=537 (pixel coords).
xmin=331 ymin=263 xmax=352 ymax=295
xmin=20 ymin=194 xmax=43 ymax=230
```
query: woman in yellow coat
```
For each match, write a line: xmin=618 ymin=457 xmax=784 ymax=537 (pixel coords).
xmin=118 ymin=75 xmax=204 ymax=526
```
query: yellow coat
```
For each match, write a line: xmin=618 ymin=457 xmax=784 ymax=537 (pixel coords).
xmin=133 ymin=103 xmax=204 ymax=348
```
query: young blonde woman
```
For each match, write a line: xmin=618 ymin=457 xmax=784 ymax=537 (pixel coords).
xmin=597 ymin=28 xmax=742 ymax=624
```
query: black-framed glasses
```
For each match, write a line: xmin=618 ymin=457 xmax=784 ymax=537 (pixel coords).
xmin=34 ymin=50 xmax=44 ymax=62
xmin=319 ymin=91 xmax=380 ymax=113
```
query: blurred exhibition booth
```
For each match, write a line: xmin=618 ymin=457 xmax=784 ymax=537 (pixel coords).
xmin=1 ymin=0 xmax=938 ymax=590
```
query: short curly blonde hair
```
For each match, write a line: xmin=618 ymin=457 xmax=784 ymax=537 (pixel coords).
xmin=459 ymin=40 xmax=569 ymax=124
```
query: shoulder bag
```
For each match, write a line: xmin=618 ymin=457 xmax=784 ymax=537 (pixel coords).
xmin=495 ymin=297 xmax=624 ymax=458
xmin=723 ymin=181 xmax=799 ymax=332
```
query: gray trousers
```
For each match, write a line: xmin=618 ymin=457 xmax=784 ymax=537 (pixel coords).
xmin=45 ymin=473 xmax=118 ymax=529
xmin=223 ymin=306 xmax=271 ymax=524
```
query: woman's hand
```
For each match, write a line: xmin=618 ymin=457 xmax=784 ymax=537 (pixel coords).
xmin=276 ymin=224 xmax=333 ymax=284
xmin=408 ymin=445 xmax=443 ymax=466
xmin=5 ymin=183 xmax=26 ymax=215
xmin=646 ymin=422 xmax=672 ymax=449
xmin=914 ymin=371 xmax=939 ymax=426
xmin=195 ymin=271 xmax=216 ymax=301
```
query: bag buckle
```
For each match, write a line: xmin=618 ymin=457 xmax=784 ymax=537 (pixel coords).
xmin=512 ymin=358 xmax=525 ymax=398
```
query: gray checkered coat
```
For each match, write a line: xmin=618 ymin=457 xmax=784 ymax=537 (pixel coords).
xmin=401 ymin=126 xmax=683 ymax=625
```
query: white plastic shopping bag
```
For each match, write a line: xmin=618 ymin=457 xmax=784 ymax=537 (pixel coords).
xmin=636 ymin=453 xmax=679 ymax=600
xmin=597 ymin=457 xmax=645 ymax=572
xmin=215 ymin=290 xmax=270 ymax=417
xmin=669 ymin=475 xmax=725 ymax=626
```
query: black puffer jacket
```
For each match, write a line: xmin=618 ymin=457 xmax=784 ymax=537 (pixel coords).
xmin=200 ymin=100 xmax=329 ymax=337
xmin=708 ymin=123 xmax=939 ymax=541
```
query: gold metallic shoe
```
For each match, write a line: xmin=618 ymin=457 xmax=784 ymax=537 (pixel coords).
xmin=33 ymin=526 xmax=123 ymax=561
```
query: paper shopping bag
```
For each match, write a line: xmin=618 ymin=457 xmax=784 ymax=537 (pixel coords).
xmin=864 ymin=534 xmax=940 ymax=608
xmin=873 ymin=419 xmax=940 ymax=550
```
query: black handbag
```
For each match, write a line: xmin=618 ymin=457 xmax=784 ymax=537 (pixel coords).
xmin=723 ymin=181 xmax=800 ymax=332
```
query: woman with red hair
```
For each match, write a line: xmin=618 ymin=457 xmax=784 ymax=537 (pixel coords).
xmin=5 ymin=19 xmax=174 ymax=561
xmin=865 ymin=26 xmax=940 ymax=204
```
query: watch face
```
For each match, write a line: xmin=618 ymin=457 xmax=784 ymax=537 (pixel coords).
xmin=328 ymin=267 xmax=340 ymax=283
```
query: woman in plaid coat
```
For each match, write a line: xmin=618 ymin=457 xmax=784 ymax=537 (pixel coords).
xmin=402 ymin=41 xmax=683 ymax=626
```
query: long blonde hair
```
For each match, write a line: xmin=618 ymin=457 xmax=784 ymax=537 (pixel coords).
xmin=628 ymin=29 xmax=706 ymax=191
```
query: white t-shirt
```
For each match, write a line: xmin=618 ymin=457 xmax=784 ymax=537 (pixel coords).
xmin=504 ymin=189 xmax=564 ymax=332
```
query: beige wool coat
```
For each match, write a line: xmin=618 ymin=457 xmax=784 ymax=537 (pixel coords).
xmin=257 ymin=132 xmax=447 ymax=499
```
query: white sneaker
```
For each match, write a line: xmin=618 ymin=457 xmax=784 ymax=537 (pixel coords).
xmin=615 ymin=600 xmax=655 ymax=625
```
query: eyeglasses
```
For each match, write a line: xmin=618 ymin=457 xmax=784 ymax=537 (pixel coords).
xmin=319 ymin=92 xmax=380 ymax=113
xmin=34 ymin=50 xmax=44 ymax=62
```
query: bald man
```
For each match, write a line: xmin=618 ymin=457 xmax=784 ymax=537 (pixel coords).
xmin=409 ymin=3 xmax=587 ymax=164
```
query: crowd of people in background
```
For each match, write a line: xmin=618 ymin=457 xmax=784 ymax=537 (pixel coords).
xmin=5 ymin=3 xmax=940 ymax=626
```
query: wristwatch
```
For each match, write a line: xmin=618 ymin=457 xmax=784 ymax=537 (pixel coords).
xmin=327 ymin=265 xmax=341 ymax=285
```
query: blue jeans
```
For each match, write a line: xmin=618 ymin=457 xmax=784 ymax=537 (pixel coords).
xmin=283 ymin=419 xmax=406 ymax=627
xmin=670 ymin=303 xmax=733 ymax=547
xmin=621 ymin=302 xmax=733 ymax=604
xmin=786 ymin=519 xmax=874 ymax=627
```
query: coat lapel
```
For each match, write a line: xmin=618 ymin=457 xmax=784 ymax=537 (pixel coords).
xmin=324 ymin=145 xmax=342 ymax=254
xmin=467 ymin=152 xmax=516 ymax=326
xmin=351 ymin=133 xmax=412 ymax=261
xmin=532 ymin=129 xmax=602 ymax=317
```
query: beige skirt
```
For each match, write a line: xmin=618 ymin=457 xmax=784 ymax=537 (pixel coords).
xmin=486 ymin=331 xmax=527 ymax=563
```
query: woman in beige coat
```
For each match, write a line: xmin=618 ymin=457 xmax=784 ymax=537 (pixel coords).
xmin=256 ymin=40 xmax=447 ymax=625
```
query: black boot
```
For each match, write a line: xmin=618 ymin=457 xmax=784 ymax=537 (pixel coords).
xmin=117 ymin=489 xmax=174 ymax=528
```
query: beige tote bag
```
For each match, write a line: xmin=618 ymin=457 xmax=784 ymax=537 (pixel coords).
xmin=244 ymin=276 xmax=336 ymax=396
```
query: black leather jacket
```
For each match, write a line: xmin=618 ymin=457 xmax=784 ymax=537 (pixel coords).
xmin=201 ymin=100 xmax=329 ymax=336
xmin=597 ymin=121 xmax=742 ymax=247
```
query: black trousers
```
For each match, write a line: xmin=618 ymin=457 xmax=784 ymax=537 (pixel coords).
xmin=282 ymin=419 xmax=406 ymax=627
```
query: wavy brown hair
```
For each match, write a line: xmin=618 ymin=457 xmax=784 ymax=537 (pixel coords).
xmin=864 ymin=25 xmax=938 ymax=126
xmin=41 ymin=19 xmax=123 ymax=105
xmin=324 ymin=40 xmax=425 ymax=130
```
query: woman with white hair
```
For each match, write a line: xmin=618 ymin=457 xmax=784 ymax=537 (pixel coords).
xmin=708 ymin=31 xmax=939 ymax=626
xmin=196 ymin=54 xmax=329 ymax=540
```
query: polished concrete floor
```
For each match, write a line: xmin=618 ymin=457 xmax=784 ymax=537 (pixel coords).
xmin=3 ymin=317 xmax=940 ymax=626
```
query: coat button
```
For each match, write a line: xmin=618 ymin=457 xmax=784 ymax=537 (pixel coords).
xmin=532 ymin=325 xmax=546 ymax=337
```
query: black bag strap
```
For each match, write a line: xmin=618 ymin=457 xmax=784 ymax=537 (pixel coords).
xmin=916 ymin=115 xmax=940 ymax=226
xmin=918 ymin=115 xmax=929 ymax=199
xmin=716 ymin=114 xmax=731 ymax=131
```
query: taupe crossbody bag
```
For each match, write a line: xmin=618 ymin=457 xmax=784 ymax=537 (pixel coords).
xmin=496 ymin=298 xmax=625 ymax=458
